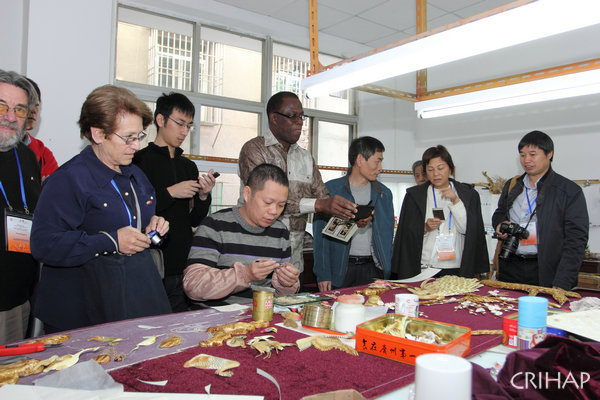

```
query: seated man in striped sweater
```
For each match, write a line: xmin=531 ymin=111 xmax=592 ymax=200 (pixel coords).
xmin=183 ymin=163 xmax=300 ymax=305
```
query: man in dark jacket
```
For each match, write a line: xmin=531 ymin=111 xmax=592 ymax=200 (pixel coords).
xmin=0 ymin=70 xmax=41 ymax=344
xmin=492 ymin=130 xmax=588 ymax=290
xmin=134 ymin=92 xmax=215 ymax=312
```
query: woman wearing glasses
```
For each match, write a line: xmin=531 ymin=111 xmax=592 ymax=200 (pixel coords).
xmin=391 ymin=145 xmax=489 ymax=279
xmin=31 ymin=85 xmax=171 ymax=332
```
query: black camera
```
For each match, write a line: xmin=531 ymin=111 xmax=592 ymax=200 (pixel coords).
xmin=494 ymin=222 xmax=529 ymax=260
xmin=147 ymin=230 xmax=163 ymax=246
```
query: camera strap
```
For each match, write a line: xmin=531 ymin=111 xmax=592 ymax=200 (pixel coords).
xmin=523 ymin=208 xmax=536 ymax=230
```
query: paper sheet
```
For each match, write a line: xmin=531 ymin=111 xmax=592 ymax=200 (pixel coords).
xmin=547 ymin=309 xmax=600 ymax=341
xmin=0 ymin=386 xmax=263 ymax=399
xmin=387 ymin=267 xmax=441 ymax=283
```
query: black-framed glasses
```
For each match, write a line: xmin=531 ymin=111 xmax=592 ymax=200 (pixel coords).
xmin=168 ymin=116 xmax=194 ymax=132
xmin=273 ymin=111 xmax=307 ymax=122
xmin=114 ymin=131 xmax=147 ymax=145
xmin=0 ymin=102 xmax=28 ymax=118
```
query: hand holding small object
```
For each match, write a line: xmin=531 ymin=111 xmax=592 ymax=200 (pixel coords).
xmin=247 ymin=259 xmax=279 ymax=281
xmin=117 ymin=226 xmax=150 ymax=254
xmin=197 ymin=169 xmax=217 ymax=200
xmin=316 ymin=195 xmax=356 ymax=219
xmin=167 ymin=180 xmax=202 ymax=198
xmin=424 ymin=218 xmax=441 ymax=233
xmin=275 ymin=262 xmax=300 ymax=287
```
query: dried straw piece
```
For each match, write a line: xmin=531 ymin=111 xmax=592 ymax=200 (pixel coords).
xmin=481 ymin=280 xmax=580 ymax=306
xmin=471 ymin=329 xmax=504 ymax=335
xmin=408 ymin=276 xmax=483 ymax=299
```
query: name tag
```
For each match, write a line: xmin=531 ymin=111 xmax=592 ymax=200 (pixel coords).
xmin=4 ymin=209 xmax=33 ymax=254
xmin=520 ymin=221 xmax=538 ymax=246
xmin=436 ymin=233 xmax=456 ymax=261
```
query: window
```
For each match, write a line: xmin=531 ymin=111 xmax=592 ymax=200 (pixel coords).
xmin=272 ymin=43 xmax=352 ymax=114
xmin=203 ymin=172 xmax=242 ymax=214
xmin=199 ymin=27 xmax=262 ymax=102
xmin=198 ymin=106 xmax=259 ymax=159
xmin=316 ymin=121 xmax=350 ymax=167
xmin=115 ymin=6 xmax=359 ymax=214
xmin=150 ymin=30 xmax=193 ymax=90
xmin=116 ymin=8 xmax=194 ymax=90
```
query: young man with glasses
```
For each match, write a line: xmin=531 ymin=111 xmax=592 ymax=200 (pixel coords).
xmin=0 ymin=70 xmax=41 ymax=344
xmin=133 ymin=92 xmax=215 ymax=312
xmin=238 ymin=91 xmax=357 ymax=277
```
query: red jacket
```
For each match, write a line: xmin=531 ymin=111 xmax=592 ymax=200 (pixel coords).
xmin=27 ymin=133 xmax=58 ymax=179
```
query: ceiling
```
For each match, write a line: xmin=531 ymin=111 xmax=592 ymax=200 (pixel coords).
xmin=156 ymin=0 xmax=599 ymax=96
xmin=212 ymin=0 xmax=515 ymax=49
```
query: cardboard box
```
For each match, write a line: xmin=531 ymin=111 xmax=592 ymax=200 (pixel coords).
xmin=576 ymin=272 xmax=600 ymax=291
xmin=355 ymin=314 xmax=471 ymax=365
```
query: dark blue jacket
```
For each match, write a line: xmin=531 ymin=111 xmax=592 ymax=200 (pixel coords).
xmin=312 ymin=176 xmax=395 ymax=287
xmin=31 ymin=146 xmax=168 ymax=330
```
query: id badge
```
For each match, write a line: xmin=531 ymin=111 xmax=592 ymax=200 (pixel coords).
xmin=4 ymin=208 xmax=33 ymax=254
xmin=520 ymin=221 xmax=537 ymax=246
xmin=436 ymin=233 xmax=455 ymax=261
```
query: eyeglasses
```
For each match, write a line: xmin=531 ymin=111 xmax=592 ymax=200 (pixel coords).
xmin=168 ymin=116 xmax=194 ymax=132
xmin=114 ymin=131 xmax=147 ymax=145
xmin=273 ymin=111 xmax=307 ymax=122
xmin=0 ymin=102 xmax=28 ymax=118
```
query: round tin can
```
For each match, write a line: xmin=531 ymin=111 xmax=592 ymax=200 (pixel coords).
xmin=395 ymin=293 xmax=419 ymax=317
xmin=252 ymin=287 xmax=275 ymax=321
xmin=302 ymin=304 xmax=332 ymax=329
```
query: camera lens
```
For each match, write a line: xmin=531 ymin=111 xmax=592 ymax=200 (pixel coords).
xmin=499 ymin=236 xmax=520 ymax=260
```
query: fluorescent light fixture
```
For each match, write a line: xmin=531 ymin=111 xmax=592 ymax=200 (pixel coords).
xmin=414 ymin=69 xmax=600 ymax=118
xmin=301 ymin=0 xmax=600 ymax=98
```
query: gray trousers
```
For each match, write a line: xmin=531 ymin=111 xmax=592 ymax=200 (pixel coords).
xmin=0 ymin=301 xmax=30 ymax=345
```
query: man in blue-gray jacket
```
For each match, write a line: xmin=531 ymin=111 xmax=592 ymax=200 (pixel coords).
xmin=313 ymin=136 xmax=394 ymax=291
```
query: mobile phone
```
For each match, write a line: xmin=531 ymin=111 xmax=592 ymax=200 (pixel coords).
xmin=432 ymin=208 xmax=445 ymax=220
xmin=354 ymin=205 xmax=375 ymax=220
xmin=212 ymin=171 xmax=220 ymax=178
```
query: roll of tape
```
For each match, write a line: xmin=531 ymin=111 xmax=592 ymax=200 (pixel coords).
xmin=302 ymin=304 xmax=332 ymax=328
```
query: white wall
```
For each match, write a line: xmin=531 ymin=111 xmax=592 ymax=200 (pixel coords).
xmin=1 ymin=1 xmax=26 ymax=72
xmin=23 ymin=0 xmax=114 ymax=165
xmin=358 ymin=72 xmax=600 ymax=252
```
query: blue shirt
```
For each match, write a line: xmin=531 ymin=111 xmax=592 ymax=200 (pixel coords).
xmin=509 ymin=175 xmax=538 ymax=255
xmin=31 ymin=145 xmax=156 ymax=266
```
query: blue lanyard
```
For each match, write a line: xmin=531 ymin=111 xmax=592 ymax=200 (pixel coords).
xmin=432 ymin=185 xmax=452 ymax=231
xmin=110 ymin=179 xmax=133 ymax=227
xmin=525 ymin=187 xmax=537 ymax=216
xmin=0 ymin=148 xmax=30 ymax=214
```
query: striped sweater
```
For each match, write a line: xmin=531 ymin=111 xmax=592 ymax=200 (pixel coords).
xmin=183 ymin=207 xmax=295 ymax=302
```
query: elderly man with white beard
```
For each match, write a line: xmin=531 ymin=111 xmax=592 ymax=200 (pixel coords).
xmin=0 ymin=70 xmax=41 ymax=344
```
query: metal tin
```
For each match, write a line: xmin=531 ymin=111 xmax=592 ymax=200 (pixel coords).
xmin=355 ymin=314 xmax=471 ymax=365
xmin=302 ymin=304 xmax=332 ymax=329
xmin=252 ymin=287 xmax=275 ymax=321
